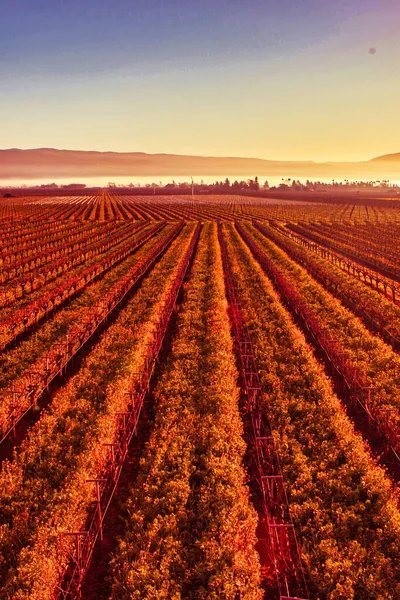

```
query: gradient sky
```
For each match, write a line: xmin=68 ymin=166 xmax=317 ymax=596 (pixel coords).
xmin=1 ymin=0 xmax=399 ymax=161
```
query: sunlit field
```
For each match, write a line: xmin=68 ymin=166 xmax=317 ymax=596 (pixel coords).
xmin=0 ymin=192 xmax=399 ymax=600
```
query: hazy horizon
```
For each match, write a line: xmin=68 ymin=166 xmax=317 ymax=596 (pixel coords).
xmin=2 ymin=175 xmax=400 ymax=189
xmin=2 ymin=146 xmax=400 ymax=185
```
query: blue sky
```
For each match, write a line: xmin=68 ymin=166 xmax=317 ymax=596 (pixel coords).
xmin=1 ymin=0 xmax=399 ymax=160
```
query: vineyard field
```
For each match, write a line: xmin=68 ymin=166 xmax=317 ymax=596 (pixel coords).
xmin=0 ymin=191 xmax=399 ymax=600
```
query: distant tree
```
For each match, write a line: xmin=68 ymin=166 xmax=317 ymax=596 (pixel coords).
xmin=61 ymin=183 xmax=86 ymax=189
xmin=246 ymin=177 xmax=259 ymax=191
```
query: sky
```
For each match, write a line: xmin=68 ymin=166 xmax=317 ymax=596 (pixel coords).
xmin=1 ymin=0 xmax=400 ymax=161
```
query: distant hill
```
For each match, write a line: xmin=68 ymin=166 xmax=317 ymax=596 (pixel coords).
xmin=369 ymin=152 xmax=400 ymax=163
xmin=0 ymin=148 xmax=399 ymax=180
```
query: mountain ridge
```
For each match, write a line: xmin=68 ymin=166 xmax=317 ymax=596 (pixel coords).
xmin=1 ymin=148 xmax=399 ymax=180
